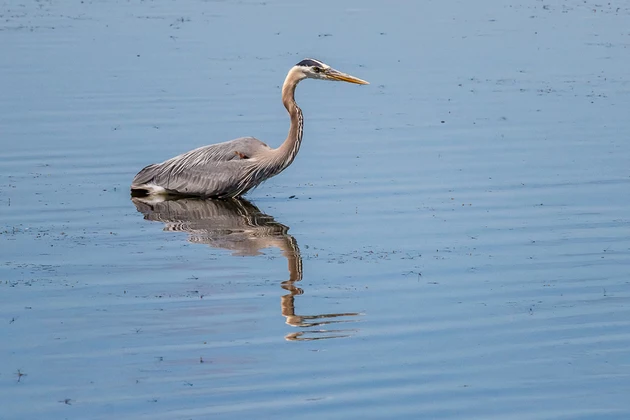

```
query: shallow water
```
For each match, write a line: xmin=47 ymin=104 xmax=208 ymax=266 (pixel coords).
xmin=1 ymin=0 xmax=630 ymax=418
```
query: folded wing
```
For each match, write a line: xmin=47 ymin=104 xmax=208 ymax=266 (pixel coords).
xmin=131 ymin=137 xmax=272 ymax=198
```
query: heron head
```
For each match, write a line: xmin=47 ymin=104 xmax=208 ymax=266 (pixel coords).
xmin=294 ymin=58 xmax=369 ymax=85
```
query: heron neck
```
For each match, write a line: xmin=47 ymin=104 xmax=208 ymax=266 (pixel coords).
xmin=274 ymin=70 xmax=304 ymax=171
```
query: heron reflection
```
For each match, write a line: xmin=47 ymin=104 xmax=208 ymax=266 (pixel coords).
xmin=132 ymin=196 xmax=360 ymax=341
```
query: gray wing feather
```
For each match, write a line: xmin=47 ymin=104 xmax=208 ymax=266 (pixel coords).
xmin=132 ymin=137 xmax=271 ymax=197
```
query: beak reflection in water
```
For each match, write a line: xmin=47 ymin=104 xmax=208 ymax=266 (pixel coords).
xmin=132 ymin=196 xmax=361 ymax=341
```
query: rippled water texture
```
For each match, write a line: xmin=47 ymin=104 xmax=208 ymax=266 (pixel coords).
xmin=1 ymin=1 xmax=630 ymax=419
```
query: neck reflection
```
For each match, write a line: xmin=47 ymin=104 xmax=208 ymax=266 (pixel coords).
xmin=132 ymin=196 xmax=360 ymax=341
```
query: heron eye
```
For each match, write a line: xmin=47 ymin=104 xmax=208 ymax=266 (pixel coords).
xmin=313 ymin=67 xmax=321 ymax=73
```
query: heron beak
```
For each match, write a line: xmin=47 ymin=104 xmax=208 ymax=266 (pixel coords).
xmin=325 ymin=68 xmax=369 ymax=85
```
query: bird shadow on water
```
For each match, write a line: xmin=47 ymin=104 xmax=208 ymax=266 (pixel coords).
xmin=131 ymin=196 xmax=361 ymax=341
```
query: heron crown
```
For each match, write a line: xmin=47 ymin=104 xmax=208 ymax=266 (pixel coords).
xmin=295 ymin=58 xmax=328 ymax=68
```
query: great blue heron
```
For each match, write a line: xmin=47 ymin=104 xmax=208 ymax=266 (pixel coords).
xmin=131 ymin=58 xmax=368 ymax=199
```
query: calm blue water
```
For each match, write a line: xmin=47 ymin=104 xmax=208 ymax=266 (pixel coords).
xmin=1 ymin=1 xmax=630 ymax=419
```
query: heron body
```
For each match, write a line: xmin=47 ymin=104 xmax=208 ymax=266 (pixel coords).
xmin=131 ymin=58 xmax=368 ymax=199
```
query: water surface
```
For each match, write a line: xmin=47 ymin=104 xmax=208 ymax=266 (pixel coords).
xmin=1 ymin=1 xmax=630 ymax=419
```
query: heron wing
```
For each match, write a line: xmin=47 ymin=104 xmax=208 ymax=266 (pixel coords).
xmin=132 ymin=137 xmax=271 ymax=197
